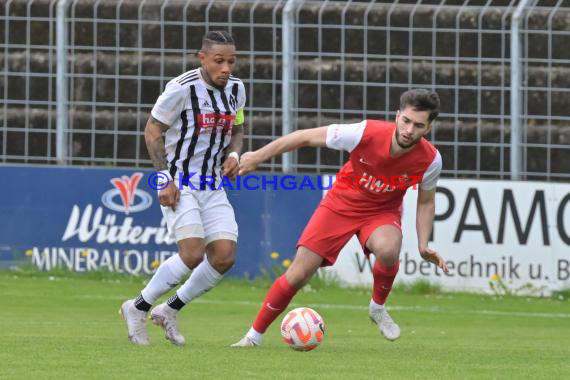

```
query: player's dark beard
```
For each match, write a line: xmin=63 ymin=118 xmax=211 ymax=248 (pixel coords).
xmin=200 ymin=67 xmax=226 ymax=90
xmin=395 ymin=128 xmax=417 ymax=149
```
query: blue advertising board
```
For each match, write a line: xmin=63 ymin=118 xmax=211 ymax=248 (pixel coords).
xmin=0 ymin=165 xmax=323 ymax=277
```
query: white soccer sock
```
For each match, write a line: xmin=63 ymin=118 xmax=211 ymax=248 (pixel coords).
xmin=140 ymin=254 xmax=190 ymax=304
xmin=369 ymin=298 xmax=385 ymax=312
xmin=176 ymin=257 xmax=222 ymax=304
xmin=246 ymin=327 xmax=263 ymax=344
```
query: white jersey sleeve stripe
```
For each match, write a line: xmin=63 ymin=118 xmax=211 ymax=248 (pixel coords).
xmin=325 ymin=120 xmax=366 ymax=152
xmin=420 ymin=150 xmax=442 ymax=190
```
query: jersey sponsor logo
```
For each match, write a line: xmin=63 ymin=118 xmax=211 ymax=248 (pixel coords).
xmin=360 ymin=172 xmax=416 ymax=193
xmin=101 ymin=172 xmax=153 ymax=214
xmin=197 ymin=113 xmax=236 ymax=131
xmin=335 ymin=172 xmax=422 ymax=193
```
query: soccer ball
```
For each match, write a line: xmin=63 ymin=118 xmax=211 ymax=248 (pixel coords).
xmin=280 ymin=307 xmax=325 ymax=351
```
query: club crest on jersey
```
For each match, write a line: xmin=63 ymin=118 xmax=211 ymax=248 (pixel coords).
xmin=229 ymin=94 xmax=237 ymax=111
xmin=101 ymin=172 xmax=153 ymax=214
xmin=197 ymin=113 xmax=235 ymax=132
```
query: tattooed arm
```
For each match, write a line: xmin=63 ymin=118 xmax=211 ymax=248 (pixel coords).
xmin=144 ymin=115 xmax=180 ymax=210
xmin=144 ymin=116 xmax=170 ymax=171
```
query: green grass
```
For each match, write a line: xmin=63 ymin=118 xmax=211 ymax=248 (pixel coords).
xmin=393 ymin=278 xmax=442 ymax=294
xmin=0 ymin=271 xmax=569 ymax=380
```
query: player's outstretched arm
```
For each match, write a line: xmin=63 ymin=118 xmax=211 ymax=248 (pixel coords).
xmin=416 ymin=187 xmax=449 ymax=273
xmin=239 ymin=127 xmax=328 ymax=175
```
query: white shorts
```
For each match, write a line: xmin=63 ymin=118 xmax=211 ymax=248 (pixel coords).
xmin=160 ymin=188 xmax=238 ymax=245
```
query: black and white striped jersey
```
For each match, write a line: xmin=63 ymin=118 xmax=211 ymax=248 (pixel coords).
xmin=151 ymin=68 xmax=246 ymax=189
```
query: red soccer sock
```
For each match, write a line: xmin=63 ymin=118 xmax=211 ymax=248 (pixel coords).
xmin=252 ymin=275 xmax=298 ymax=334
xmin=372 ymin=260 xmax=400 ymax=305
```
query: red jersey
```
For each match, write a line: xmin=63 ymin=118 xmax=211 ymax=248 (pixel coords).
xmin=321 ymin=120 xmax=440 ymax=216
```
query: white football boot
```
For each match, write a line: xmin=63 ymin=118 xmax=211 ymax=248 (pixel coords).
xmin=230 ymin=335 xmax=259 ymax=348
xmin=369 ymin=306 xmax=401 ymax=341
xmin=119 ymin=299 xmax=150 ymax=345
xmin=150 ymin=303 xmax=186 ymax=346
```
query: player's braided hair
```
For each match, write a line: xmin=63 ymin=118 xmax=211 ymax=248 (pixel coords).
xmin=201 ymin=31 xmax=235 ymax=50
xmin=400 ymin=89 xmax=440 ymax=122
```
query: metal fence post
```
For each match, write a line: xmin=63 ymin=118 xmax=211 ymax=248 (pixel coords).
xmin=281 ymin=0 xmax=298 ymax=173
xmin=510 ymin=0 xmax=532 ymax=180
xmin=56 ymin=0 xmax=69 ymax=165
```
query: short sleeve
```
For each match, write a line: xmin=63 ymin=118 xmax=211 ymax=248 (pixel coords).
xmin=325 ymin=120 xmax=366 ymax=152
xmin=237 ymin=81 xmax=246 ymax=110
xmin=151 ymin=80 xmax=187 ymax=127
xmin=420 ymin=150 xmax=442 ymax=190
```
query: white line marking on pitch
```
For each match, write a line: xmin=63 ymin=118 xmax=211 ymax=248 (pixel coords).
xmin=72 ymin=294 xmax=570 ymax=319
xmin=195 ymin=299 xmax=570 ymax=319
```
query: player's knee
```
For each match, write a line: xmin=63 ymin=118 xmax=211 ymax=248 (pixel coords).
xmin=210 ymin=253 xmax=235 ymax=273
xmin=177 ymin=238 xmax=206 ymax=269
xmin=369 ymin=242 xmax=400 ymax=266
xmin=285 ymin=265 xmax=313 ymax=289
xmin=208 ymin=241 xmax=236 ymax=273
xmin=178 ymin=250 xmax=204 ymax=269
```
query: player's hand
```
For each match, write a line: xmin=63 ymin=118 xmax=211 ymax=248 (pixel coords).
xmin=419 ymin=246 xmax=449 ymax=273
xmin=159 ymin=181 xmax=180 ymax=211
xmin=238 ymin=151 xmax=260 ymax=176
xmin=222 ymin=154 xmax=239 ymax=180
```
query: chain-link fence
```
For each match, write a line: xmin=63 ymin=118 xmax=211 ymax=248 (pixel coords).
xmin=1 ymin=0 xmax=569 ymax=180
xmin=518 ymin=0 xmax=570 ymax=180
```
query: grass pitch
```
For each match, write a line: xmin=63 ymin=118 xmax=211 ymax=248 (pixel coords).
xmin=0 ymin=271 xmax=569 ymax=380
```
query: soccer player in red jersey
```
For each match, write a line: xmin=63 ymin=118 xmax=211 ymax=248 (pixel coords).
xmin=232 ymin=89 xmax=449 ymax=347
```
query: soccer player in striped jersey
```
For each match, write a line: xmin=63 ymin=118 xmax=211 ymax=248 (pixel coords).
xmin=232 ymin=89 xmax=449 ymax=347
xmin=121 ymin=31 xmax=246 ymax=346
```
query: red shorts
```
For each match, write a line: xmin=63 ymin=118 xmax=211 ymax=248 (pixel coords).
xmin=297 ymin=205 xmax=402 ymax=266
